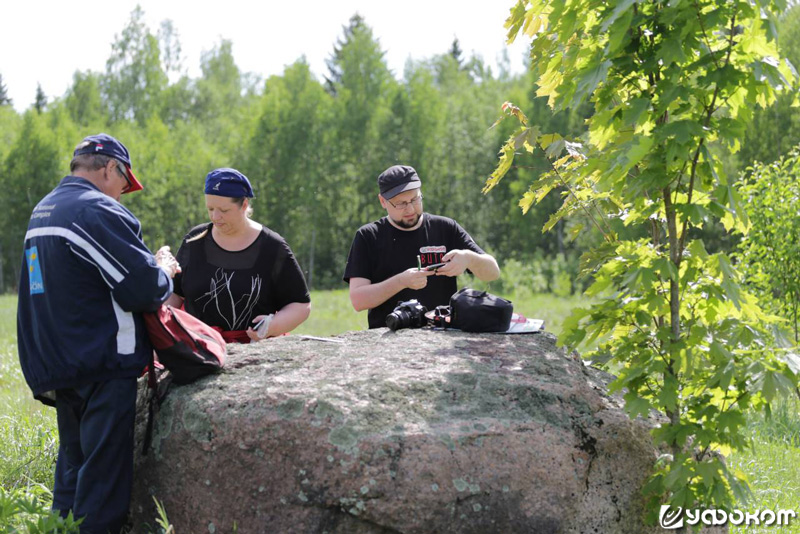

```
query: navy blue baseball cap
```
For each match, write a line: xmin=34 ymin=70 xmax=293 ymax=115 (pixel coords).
xmin=378 ymin=165 xmax=421 ymax=200
xmin=73 ymin=133 xmax=143 ymax=193
xmin=204 ymin=168 xmax=254 ymax=198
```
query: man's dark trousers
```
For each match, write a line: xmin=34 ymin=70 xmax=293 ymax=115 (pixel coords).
xmin=53 ymin=377 xmax=137 ymax=534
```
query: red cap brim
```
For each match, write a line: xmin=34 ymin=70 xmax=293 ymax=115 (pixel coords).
xmin=122 ymin=164 xmax=143 ymax=194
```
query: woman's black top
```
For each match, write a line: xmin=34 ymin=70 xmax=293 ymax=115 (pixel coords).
xmin=173 ymin=223 xmax=310 ymax=331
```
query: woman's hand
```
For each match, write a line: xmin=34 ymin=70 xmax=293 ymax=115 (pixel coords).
xmin=246 ymin=314 xmax=273 ymax=342
xmin=246 ymin=303 xmax=311 ymax=341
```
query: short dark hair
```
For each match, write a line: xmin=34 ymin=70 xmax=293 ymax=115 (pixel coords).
xmin=70 ymin=153 xmax=113 ymax=174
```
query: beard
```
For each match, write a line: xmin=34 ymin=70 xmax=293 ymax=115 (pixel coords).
xmin=392 ymin=213 xmax=421 ymax=228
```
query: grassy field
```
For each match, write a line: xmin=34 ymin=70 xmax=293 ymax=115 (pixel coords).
xmin=292 ymin=287 xmax=582 ymax=337
xmin=726 ymin=400 xmax=800 ymax=533
xmin=0 ymin=294 xmax=57 ymax=488
xmin=0 ymin=293 xmax=62 ymax=531
xmin=1 ymin=291 xmax=799 ymax=532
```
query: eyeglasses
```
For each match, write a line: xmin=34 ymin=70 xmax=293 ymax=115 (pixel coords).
xmin=114 ymin=160 xmax=133 ymax=192
xmin=386 ymin=194 xmax=423 ymax=210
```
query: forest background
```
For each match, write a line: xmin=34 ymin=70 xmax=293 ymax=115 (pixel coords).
xmin=1 ymin=6 xmax=799 ymax=293
xmin=4 ymin=2 xmax=800 ymax=530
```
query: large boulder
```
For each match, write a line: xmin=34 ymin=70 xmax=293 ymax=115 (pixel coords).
xmin=131 ymin=329 xmax=660 ymax=533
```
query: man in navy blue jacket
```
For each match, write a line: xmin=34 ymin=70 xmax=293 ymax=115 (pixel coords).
xmin=17 ymin=133 xmax=179 ymax=534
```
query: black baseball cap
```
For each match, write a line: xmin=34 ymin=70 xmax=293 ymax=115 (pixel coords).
xmin=378 ymin=165 xmax=421 ymax=200
xmin=74 ymin=133 xmax=143 ymax=194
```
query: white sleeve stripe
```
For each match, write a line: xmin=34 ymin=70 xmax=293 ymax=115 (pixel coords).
xmin=72 ymin=222 xmax=129 ymax=274
xmin=25 ymin=227 xmax=125 ymax=283
xmin=113 ymin=210 xmax=144 ymax=241
xmin=111 ymin=297 xmax=136 ymax=354
xmin=70 ymin=248 xmax=115 ymax=289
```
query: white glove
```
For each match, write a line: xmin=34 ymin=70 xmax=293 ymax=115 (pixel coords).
xmin=254 ymin=314 xmax=274 ymax=338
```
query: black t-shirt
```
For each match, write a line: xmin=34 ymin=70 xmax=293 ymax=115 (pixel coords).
xmin=343 ymin=214 xmax=485 ymax=329
xmin=174 ymin=223 xmax=310 ymax=331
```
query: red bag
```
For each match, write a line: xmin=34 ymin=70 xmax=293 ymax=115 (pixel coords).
xmin=144 ymin=305 xmax=226 ymax=385
xmin=141 ymin=305 xmax=225 ymax=456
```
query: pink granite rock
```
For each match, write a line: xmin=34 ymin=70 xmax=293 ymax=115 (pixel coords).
xmin=131 ymin=329 xmax=662 ymax=533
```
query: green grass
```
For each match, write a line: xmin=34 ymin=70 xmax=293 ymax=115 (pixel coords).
xmin=0 ymin=295 xmax=62 ymax=532
xmin=293 ymin=289 xmax=366 ymax=336
xmin=0 ymin=295 xmax=36 ymax=415
xmin=2 ymin=291 xmax=800 ymax=532
xmin=728 ymin=437 xmax=800 ymax=532
xmin=293 ymin=287 xmax=581 ymax=336
xmin=726 ymin=397 xmax=800 ymax=533
xmin=0 ymin=295 xmax=57 ymax=492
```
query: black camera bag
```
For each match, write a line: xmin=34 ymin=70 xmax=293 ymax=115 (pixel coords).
xmin=449 ymin=288 xmax=513 ymax=332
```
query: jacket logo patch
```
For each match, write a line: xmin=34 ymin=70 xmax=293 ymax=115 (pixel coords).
xmin=26 ymin=246 xmax=44 ymax=294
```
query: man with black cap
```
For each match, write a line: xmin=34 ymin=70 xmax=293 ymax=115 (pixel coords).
xmin=16 ymin=133 xmax=179 ymax=533
xmin=344 ymin=164 xmax=500 ymax=328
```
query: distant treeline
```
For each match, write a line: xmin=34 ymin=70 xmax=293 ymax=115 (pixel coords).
xmin=1 ymin=6 xmax=800 ymax=292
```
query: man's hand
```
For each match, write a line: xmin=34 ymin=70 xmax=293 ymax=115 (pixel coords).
xmin=400 ymin=267 xmax=435 ymax=290
xmin=155 ymin=246 xmax=181 ymax=278
xmin=434 ymin=250 xmax=471 ymax=277
xmin=348 ymin=268 xmax=435 ymax=312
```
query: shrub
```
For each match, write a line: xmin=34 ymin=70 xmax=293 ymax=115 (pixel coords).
xmin=737 ymin=148 xmax=800 ymax=342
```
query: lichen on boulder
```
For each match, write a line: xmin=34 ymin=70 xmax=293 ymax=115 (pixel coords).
xmin=131 ymin=329 xmax=662 ymax=533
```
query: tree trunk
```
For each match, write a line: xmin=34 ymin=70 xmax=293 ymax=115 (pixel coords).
xmin=663 ymin=188 xmax=683 ymax=456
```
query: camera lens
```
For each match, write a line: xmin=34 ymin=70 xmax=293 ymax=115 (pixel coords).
xmin=386 ymin=309 xmax=410 ymax=331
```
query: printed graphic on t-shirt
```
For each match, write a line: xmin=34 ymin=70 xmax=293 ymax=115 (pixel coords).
xmin=419 ymin=245 xmax=447 ymax=267
xmin=197 ymin=268 xmax=261 ymax=330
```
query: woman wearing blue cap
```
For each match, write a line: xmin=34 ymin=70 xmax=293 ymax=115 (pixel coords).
xmin=166 ymin=168 xmax=311 ymax=342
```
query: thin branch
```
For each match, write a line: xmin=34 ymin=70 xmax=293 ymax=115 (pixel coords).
xmin=510 ymin=165 xmax=545 ymax=170
xmin=695 ymin=388 xmax=750 ymax=462
xmin=644 ymin=379 xmax=661 ymax=399
xmin=677 ymin=9 xmax=739 ymax=260
xmin=673 ymin=161 xmax=690 ymax=206
xmin=697 ymin=444 xmax=712 ymax=462
xmin=626 ymin=311 xmax=667 ymax=356
xmin=578 ymin=175 xmax=617 ymax=236
xmin=536 ymin=142 xmax=616 ymax=242
xmin=677 ymin=140 xmax=703 ymax=258
xmin=694 ymin=0 xmax=722 ymax=71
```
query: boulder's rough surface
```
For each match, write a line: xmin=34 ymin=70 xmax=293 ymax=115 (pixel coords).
xmin=131 ymin=329 xmax=660 ymax=534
